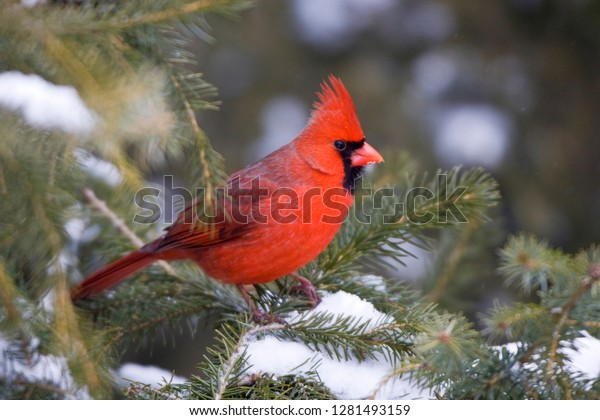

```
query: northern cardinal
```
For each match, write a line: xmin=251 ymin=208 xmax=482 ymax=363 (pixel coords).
xmin=71 ymin=76 xmax=383 ymax=322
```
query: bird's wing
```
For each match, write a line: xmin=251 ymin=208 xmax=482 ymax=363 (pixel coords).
xmin=151 ymin=151 xmax=294 ymax=253
xmin=151 ymin=169 xmax=277 ymax=252
xmin=152 ymin=196 xmax=255 ymax=252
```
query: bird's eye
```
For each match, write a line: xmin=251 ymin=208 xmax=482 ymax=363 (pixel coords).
xmin=334 ymin=140 xmax=346 ymax=151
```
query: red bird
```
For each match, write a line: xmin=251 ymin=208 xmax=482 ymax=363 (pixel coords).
xmin=71 ymin=76 xmax=383 ymax=322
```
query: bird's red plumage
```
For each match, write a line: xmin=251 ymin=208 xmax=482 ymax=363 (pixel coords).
xmin=71 ymin=76 xmax=383 ymax=310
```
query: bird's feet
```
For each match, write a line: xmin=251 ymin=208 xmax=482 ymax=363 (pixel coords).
xmin=250 ymin=308 xmax=286 ymax=325
xmin=237 ymin=285 xmax=286 ymax=324
xmin=290 ymin=272 xmax=321 ymax=307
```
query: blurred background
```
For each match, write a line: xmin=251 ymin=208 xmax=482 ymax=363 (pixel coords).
xmin=129 ymin=0 xmax=600 ymax=374
xmin=191 ymin=0 xmax=600 ymax=249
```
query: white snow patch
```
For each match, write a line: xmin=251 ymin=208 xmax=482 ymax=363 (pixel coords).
xmin=561 ymin=331 xmax=600 ymax=380
xmin=0 ymin=71 xmax=97 ymax=135
xmin=496 ymin=332 xmax=600 ymax=381
xmin=22 ymin=0 xmax=46 ymax=7
xmin=118 ymin=363 xmax=187 ymax=387
xmin=65 ymin=218 xmax=86 ymax=242
xmin=246 ymin=336 xmax=316 ymax=374
xmin=291 ymin=290 xmax=393 ymax=328
xmin=244 ymin=291 xmax=432 ymax=399
xmin=41 ymin=289 xmax=56 ymax=314
xmin=65 ymin=215 xmax=101 ymax=244
xmin=47 ymin=249 xmax=77 ymax=275
xmin=74 ymin=148 xmax=123 ymax=186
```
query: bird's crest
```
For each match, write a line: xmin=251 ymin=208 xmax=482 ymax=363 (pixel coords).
xmin=306 ymin=76 xmax=364 ymax=142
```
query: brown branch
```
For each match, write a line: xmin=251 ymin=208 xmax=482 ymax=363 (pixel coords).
xmin=39 ymin=30 xmax=101 ymax=93
xmin=118 ymin=0 xmax=239 ymax=29
xmin=426 ymin=222 xmax=476 ymax=302
xmin=546 ymin=276 xmax=593 ymax=380
xmin=486 ymin=341 xmax=541 ymax=398
xmin=54 ymin=273 xmax=103 ymax=395
xmin=83 ymin=188 xmax=144 ymax=247
xmin=83 ymin=188 xmax=177 ymax=277
xmin=0 ymin=162 xmax=8 ymax=194
xmin=168 ymin=73 xmax=215 ymax=205
xmin=0 ymin=259 xmax=18 ymax=322
xmin=8 ymin=376 xmax=70 ymax=398
xmin=567 ymin=319 xmax=600 ymax=329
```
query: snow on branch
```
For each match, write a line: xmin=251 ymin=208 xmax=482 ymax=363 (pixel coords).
xmin=0 ymin=71 xmax=97 ymax=135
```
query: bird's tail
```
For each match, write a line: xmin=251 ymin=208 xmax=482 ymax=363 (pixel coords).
xmin=71 ymin=249 xmax=158 ymax=300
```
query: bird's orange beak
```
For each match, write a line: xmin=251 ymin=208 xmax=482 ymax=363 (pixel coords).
xmin=351 ymin=141 xmax=384 ymax=167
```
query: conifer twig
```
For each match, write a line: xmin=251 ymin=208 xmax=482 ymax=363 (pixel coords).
xmin=119 ymin=0 xmax=241 ymax=28
xmin=103 ymin=305 xmax=202 ymax=350
xmin=567 ymin=319 xmax=600 ymax=329
xmin=168 ymin=73 xmax=215 ymax=205
xmin=54 ymin=272 xmax=103 ymax=396
xmin=426 ymin=222 xmax=476 ymax=302
xmin=9 ymin=376 xmax=71 ymax=399
xmin=208 ymin=322 xmax=288 ymax=399
xmin=486 ymin=339 xmax=541 ymax=396
xmin=83 ymin=188 xmax=177 ymax=277
xmin=214 ymin=330 xmax=250 ymax=400
xmin=0 ymin=163 xmax=8 ymax=194
xmin=367 ymin=363 xmax=423 ymax=399
xmin=546 ymin=275 xmax=593 ymax=380
xmin=38 ymin=30 xmax=101 ymax=93
xmin=0 ymin=259 xmax=18 ymax=322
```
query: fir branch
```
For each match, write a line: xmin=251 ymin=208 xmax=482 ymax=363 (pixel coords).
xmin=499 ymin=234 xmax=570 ymax=294
xmin=214 ymin=336 xmax=245 ymax=399
xmin=393 ymin=167 xmax=499 ymax=227
xmin=237 ymin=373 xmax=336 ymax=400
xmin=426 ymin=222 xmax=476 ymax=302
xmin=190 ymin=321 xmax=253 ymax=399
xmin=0 ymin=258 xmax=18 ymax=323
xmin=415 ymin=314 xmax=482 ymax=377
xmin=482 ymin=303 xmax=548 ymax=343
xmin=283 ymin=313 xmax=413 ymax=363
xmin=313 ymin=167 xmax=499 ymax=285
xmin=567 ymin=319 xmax=600 ymax=329
xmin=103 ymin=305 xmax=202 ymax=351
xmin=83 ymin=188 xmax=144 ymax=248
xmin=53 ymin=272 xmax=108 ymax=398
xmin=475 ymin=240 xmax=600 ymax=399
xmin=367 ymin=363 xmax=424 ymax=400
xmin=31 ymin=185 xmax=63 ymax=253
xmin=1 ymin=376 xmax=71 ymax=400
xmin=8 ymin=0 xmax=252 ymax=36
xmin=117 ymin=0 xmax=250 ymax=29
xmin=24 ymin=16 xmax=102 ymax=92
xmin=92 ymin=273 xmax=245 ymax=352
xmin=546 ymin=274 xmax=594 ymax=381
xmin=168 ymin=72 xmax=221 ymax=202
xmin=106 ymin=151 xmax=145 ymax=190
xmin=0 ymin=163 xmax=8 ymax=195
xmin=124 ymin=380 xmax=187 ymax=400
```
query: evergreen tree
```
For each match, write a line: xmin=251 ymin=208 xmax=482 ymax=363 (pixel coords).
xmin=0 ymin=1 xmax=598 ymax=399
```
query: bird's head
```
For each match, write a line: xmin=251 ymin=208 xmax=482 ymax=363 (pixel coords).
xmin=295 ymin=76 xmax=384 ymax=193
